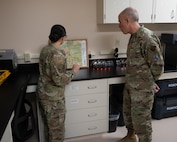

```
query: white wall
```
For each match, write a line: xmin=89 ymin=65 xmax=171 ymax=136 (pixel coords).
xmin=0 ymin=0 xmax=177 ymax=60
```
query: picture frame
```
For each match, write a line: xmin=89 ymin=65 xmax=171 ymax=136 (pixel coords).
xmin=61 ymin=38 xmax=89 ymax=69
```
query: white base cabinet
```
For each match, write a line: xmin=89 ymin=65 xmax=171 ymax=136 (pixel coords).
xmin=65 ymin=119 xmax=107 ymax=138
xmin=64 ymin=79 xmax=108 ymax=138
xmin=37 ymin=79 xmax=109 ymax=141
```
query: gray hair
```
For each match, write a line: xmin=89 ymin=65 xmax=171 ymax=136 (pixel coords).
xmin=121 ymin=7 xmax=139 ymax=22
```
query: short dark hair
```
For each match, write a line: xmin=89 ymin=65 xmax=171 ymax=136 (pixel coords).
xmin=49 ymin=24 xmax=67 ymax=43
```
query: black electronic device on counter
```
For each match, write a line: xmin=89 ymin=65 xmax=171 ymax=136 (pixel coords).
xmin=161 ymin=33 xmax=177 ymax=72
xmin=154 ymin=33 xmax=177 ymax=119
xmin=0 ymin=49 xmax=18 ymax=72
xmin=155 ymin=78 xmax=177 ymax=97
xmin=152 ymin=95 xmax=177 ymax=119
xmin=161 ymin=33 xmax=177 ymax=44
xmin=152 ymin=78 xmax=177 ymax=119
xmin=89 ymin=58 xmax=126 ymax=71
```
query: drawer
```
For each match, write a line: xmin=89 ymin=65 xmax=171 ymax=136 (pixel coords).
xmin=65 ymin=93 xmax=108 ymax=110
xmin=65 ymin=107 xmax=108 ymax=124
xmin=65 ymin=119 xmax=108 ymax=138
xmin=107 ymin=77 xmax=125 ymax=85
xmin=65 ymin=79 xmax=107 ymax=96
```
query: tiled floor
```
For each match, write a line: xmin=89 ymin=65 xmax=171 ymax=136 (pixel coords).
xmin=65 ymin=116 xmax=177 ymax=142
xmin=26 ymin=116 xmax=177 ymax=142
xmin=25 ymin=129 xmax=39 ymax=142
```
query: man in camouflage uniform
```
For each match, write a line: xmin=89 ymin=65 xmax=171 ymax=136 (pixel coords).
xmin=118 ymin=7 xmax=164 ymax=142
xmin=37 ymin=25 xmax=80 ymax=142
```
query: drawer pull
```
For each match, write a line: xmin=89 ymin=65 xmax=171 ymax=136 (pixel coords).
xmin=88 ymin=99 xmax=97 ymax=103
xmin=88 ymin=113 xmax=97 ymax=117
xmin=88 ymin=126 xmax=97 ymax=130
xmin=88 ymin=85 xmax=97 ymax=89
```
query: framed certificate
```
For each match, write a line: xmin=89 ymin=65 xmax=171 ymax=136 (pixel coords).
xmin=61 ymin=39 xmax=89 ymax=68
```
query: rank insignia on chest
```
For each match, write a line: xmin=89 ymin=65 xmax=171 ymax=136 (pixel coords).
xmin=153 ymin=54 xmax=159 ymax=61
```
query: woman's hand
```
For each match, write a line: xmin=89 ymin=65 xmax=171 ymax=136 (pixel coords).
xmin=72 ymin=64 xmax=80 ymax=73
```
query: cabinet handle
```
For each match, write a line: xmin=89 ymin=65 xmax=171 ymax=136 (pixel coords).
xmin=88 ymin=99 xmax=97 ymax=103
xmin=88 ymin=113 xmax=97 ymax=117
xmin=171 ymin=10 xmax=175 ymax=19
xmin=88 ymin=126 xmax=97 ymax=131
xmin=88 ymin=85 xmax=97 ymax=89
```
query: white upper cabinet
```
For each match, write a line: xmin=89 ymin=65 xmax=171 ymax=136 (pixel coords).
xmin=153 ymin=0 xmax=177 ymax=23
xmin=98 ymin=0 xmax=177 ymax=24
xmin=97 ymin=0 xmax=130 ymax=24
xmin=104 ymin=0 xmax=130 ymax=23
xmin=130 ymin=0 xmax=154 ymax=23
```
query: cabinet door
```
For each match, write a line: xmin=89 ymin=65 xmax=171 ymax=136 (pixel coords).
xmin=65 ymin=107 xmax=107 ymax=124
xmin=66 ymin=93 xmax=108 ymax=110
xmin=65 ymin=79 xmax=107 ymax=96
xmin=130 ymin=0 xmax=153 ymax=23
xmin=65 ymin=119 xmax=108 ymax=138
xmin=154 ymin=0 xmax=177 ymax=23
xmin=103 ymin=0 xmax=130 ymax=23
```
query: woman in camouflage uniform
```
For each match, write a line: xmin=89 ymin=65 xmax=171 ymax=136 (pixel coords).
xmin=118 ymin=7 xmax=164 ymax=142
xmin=37 ymin=24 xmax=80 ymax=142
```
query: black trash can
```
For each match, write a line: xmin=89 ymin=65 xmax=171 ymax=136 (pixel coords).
xmin=109 ymin=84 xmax=125 ymax=127
xmin=108 ymin=114 xmax=119 ymax=133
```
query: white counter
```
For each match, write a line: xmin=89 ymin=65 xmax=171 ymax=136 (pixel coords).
xmin=107 ymin=72 xmax=177 ymax=85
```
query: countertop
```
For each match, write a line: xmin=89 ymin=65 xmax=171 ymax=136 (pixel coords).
xmin=72 ymin=67 xmax=126 ymax=81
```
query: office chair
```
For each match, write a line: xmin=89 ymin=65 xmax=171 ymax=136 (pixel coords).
xmin=12 ymin=74 xmax=35 ymax=142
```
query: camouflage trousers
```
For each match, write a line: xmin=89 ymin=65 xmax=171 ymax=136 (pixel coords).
xmin=123 ymin=85 xmax=154 ymax=142
xmin=39 ymin=99 xmax=66 ymax=142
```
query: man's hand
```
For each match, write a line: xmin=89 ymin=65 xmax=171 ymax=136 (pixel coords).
xmin=154 ymin=83 xmax=160 ymax=93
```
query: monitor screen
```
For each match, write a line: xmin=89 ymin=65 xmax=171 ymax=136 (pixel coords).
xmin=164 ymin=43 xmax=177 ymax=72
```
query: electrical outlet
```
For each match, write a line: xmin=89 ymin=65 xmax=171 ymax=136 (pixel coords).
xmin=89 ymin=50 xmax=96 ymax=56
xmin=100 ymin=49 xmax=114 ymax=55
xmin=24 ymin=52 xmax=31 ymax=62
